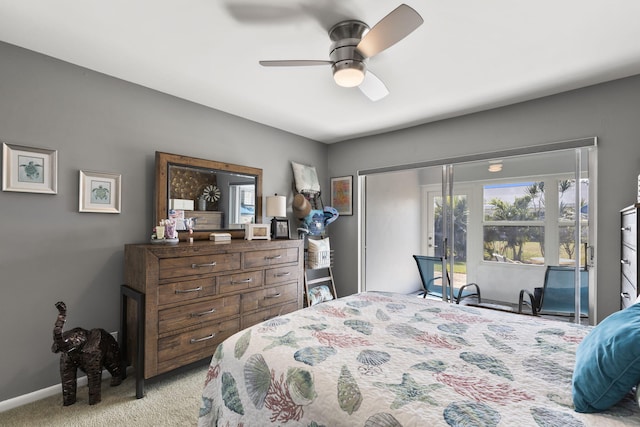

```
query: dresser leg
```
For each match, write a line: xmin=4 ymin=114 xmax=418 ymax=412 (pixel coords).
xmin=120 ymin=284 xmax=145 ymax=399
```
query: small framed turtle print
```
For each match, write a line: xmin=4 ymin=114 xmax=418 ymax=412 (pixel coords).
xmin=2 ymin=142 xmax=58 ymax=194
xmin=79 ymin=170 xmax=121 ymax=213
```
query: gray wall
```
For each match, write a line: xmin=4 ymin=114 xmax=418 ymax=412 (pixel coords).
xmin=3 ymin=37 xmax=640 ymax=403
xmin=328 ymin=74 xmax=640 ymax=323
xmin=0 ymin=41 xmax=327 ymax=402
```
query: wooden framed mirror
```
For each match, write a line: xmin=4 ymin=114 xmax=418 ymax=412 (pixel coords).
xmin=155 ymin=151 xmax=263 ymax=240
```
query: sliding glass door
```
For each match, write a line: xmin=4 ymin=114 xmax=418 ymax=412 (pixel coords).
xmin=360 ymin=139 xmax=596 ymax=323
xmin=450 ymin=147 xmax=594 ymax=322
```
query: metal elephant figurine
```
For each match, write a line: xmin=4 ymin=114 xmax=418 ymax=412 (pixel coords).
xmin=51 ymin=301 xmax=122 ymax=405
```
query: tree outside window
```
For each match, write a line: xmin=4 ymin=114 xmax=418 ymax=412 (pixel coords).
xmin=481 ymin=179 xmax=588 ymax=265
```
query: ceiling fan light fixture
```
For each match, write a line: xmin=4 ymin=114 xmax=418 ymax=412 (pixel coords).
xmin=333 ymin=67 xmax=365 ymax=87
xmin=258 ymin=5 xmax=423 ymax=100
xmin=332 ymin=60 xmax=365 ymax=87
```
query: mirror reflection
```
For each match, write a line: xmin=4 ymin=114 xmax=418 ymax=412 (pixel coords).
xmin=168 ymin=165 xmax=256 ymax=230
xmin=155 ymin=152 xmax=263 ymax=240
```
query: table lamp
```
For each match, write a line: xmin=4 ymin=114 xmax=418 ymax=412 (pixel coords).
xmin=266 ymin=194 xmax=286 ymax=238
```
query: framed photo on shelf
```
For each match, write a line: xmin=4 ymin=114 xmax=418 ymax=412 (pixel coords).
xmin=2 ymin=142 xmax=58 ymax=194
xmin=272 ymin=218 xmax=290 ymax=239
xmin=245 ymin=223 xmax=270 ymax=240
xmin=79 ymin=170 xmax=121 ymax=213
xmin=330 ymin=175 xmax=353 ymax=216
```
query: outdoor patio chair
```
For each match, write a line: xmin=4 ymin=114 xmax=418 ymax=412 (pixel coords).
xmin=413 ymin=255 xmax=481 ymax=304
xmin=518 ymin=265 xmax=589 ymax=317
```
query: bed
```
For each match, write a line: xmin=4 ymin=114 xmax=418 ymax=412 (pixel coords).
xmin=198 ymin=292 xmax=640 ymax=426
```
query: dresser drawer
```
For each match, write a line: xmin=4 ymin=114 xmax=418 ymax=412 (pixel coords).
xmin=621 ymin=245 xmax=637 ymax=285
xmin=124 ymin=239 xmax=303 ymax=384
xmin=244 ymin=247 xmax=299 ymax=268
xmin=218 ymin=270 xmax=263 ymax=294
xmin=621 ymin=274 xmax=637 ymax=309
xmin=241 ymin=282 xmax=299 ymax=312
xmin=158 ymin=295 xmax=240 ymax=334
xmin=622 ymin=211 xmax=637 ymax=249
xmin=265 ymin=265 xmax=299 ymax=285
xmin=157 ymin=318 xmax=240 ymax=373
xmin=159 ymin=253 xmax=241 ymax=280
xmin=241 ymin=301 xmax=300 ymax=329
xmin=158 ymin=277 xmax=216 ymax=306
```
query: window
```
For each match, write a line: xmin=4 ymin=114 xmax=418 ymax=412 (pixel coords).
xmin=229 ymin=184 xmax=255 ymax=225
xmin=557 ymin=179 xmax=589 ymax=265
xmin=483 ymin=182 xmax=545 ymax=263
xmin=483 ymin=178 xmax=588 ymax=265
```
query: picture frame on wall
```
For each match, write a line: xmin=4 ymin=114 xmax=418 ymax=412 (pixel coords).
xmin=2 ymin=142 xmax=58 ymax=194
xmin=273 ymin=218 xmax=290 ymax=239
xmin=79 ymin=170 xmax=121 ymax=213
xmin=330 ymin=175 xmax=353 ymax=216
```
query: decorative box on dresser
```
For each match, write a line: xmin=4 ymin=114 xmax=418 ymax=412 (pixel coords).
xmin=621 ymin=203 xmax=639 ymax=309
xmin=122 ymin=238 xmax=303 ymax=396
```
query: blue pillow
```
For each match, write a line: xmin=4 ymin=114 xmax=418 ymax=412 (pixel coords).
xmin=572 ymin=303 xmax=640 ymax=412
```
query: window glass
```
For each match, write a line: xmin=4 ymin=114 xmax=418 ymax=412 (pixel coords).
xmin=483 ymin=178 xmax=589 ymax=265
xmin=557 ymin=179 xmax=589 ymax=265
xmin=483 ymin=182 xmax=545 ymax=221
xmin=433 ymin=195 xmax=468 ymax=261
xmin=483 ymin=225 xmax=544 ymax=263
xmin=229 ymin=184 xmax=255 ymax=225
xmin=483 ymin=182 xmax=545 ymax=263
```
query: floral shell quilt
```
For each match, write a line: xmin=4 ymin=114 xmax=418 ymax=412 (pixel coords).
xmin=198 ymin=292 xmax=640 ymax=426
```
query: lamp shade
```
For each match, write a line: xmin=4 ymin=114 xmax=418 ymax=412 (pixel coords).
xmin=266 ymin=195 xmax=286 ymax=218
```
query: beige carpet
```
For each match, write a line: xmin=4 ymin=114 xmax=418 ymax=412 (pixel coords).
xmin=0 ymin=362 xmax=208 ymax=427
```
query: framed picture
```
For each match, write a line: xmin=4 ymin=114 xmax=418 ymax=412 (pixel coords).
xmin=2 ymin=142 xmax=58 ymax=194
xmin=272 ymin=218 xmax=290 ymax=239
xmin=330 ymin=175 xmax=353 ymax=216
xmin=79 ymin=170 xmax=121 ymax=213
xmin=244 ymin=223 xmax=270 ymax=240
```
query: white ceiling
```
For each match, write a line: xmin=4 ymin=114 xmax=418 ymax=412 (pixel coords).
xmin=1 ymin=1 xmax=640 ymax=144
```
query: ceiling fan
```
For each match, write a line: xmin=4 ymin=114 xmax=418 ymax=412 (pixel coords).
xmin=259 ymin=4 xmax=423 ymax=101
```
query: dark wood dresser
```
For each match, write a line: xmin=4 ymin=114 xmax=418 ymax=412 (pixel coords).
xmin=122 ymin=238 xmax=303 ymax=395
xmin=621 ymin=204 xmax=639 ymax=309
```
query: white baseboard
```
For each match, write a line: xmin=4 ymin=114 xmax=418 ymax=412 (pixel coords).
xmin=0 ymin=369 xmax=120 ymax=413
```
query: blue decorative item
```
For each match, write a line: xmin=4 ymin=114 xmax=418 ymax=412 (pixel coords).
xmin=302 ymin=209 xmax=325 ymax=235
xmin=323 ymin=206 xmax=339 ymax=226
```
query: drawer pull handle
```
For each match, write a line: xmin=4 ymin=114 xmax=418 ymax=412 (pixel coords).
xmin=265 ymin=293 xmax=282 ymax=299
xmin=622 ymin=226 xmax=632 ymax=231
xmin=265 ymin=255 xmax=282 ymax=260
xmin=175 ymin=286 xmax=203 ymax=294
xmin=621 ymin=259 xmax=631 ymax=265
xmin=232 ymin=278 xmax=253 ymax=284
xmin=275 ymin=272 xmax=291 ymax=277
xmin=190 ymin=334 xmax=215 ymax=344
xmin=191 ymin=308 xmax=216 ymax=317
xmin=622 ymin=292 xmax=631 ymax=299
xmin=191 ymin=262 xmax=217 ymax=268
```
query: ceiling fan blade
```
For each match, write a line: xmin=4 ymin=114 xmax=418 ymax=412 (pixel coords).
xmin=357 ymin=4 xmax=424 ymax=58
xmin=259 ymin=60 xmax=332 ymax=67
xmin=358 ymin=70 xmax=389 ymax=102
xmin=225 ymin=2 xmax=356 ymax=31
xmin=225 ymin=4 xmax=304 ymax=23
